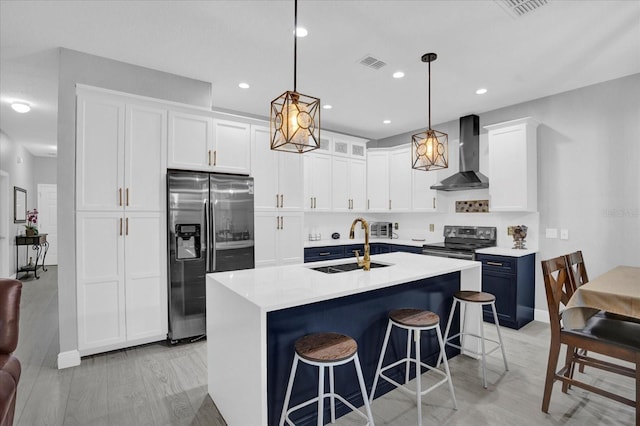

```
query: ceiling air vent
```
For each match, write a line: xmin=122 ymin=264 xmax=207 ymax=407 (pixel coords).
xmin=359 ymin=55 xmax=387 ymax=70
xmin=495 ymin=0 xmax=549 ymax=18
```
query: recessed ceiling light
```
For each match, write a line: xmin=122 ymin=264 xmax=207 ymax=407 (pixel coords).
xmin=392 ymin=71 xmax=405 ymax=79
xmin=238 ymin=82 xmax=250 ymax=89
xmin=475 ymin=88 xmax=488 ymax=95
xmin=383 ymin=120 xmax=391 ymax=124
xmin=11 ymin=102 xmax=30 ymax=113
xmin=323 ymin=104 xmax=332 ymax=110
xmin=295 ymin=27 xmax=308 ymax=37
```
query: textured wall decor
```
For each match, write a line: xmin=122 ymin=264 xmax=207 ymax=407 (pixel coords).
xmin=456 ymin=200 xmax=490 ymax=213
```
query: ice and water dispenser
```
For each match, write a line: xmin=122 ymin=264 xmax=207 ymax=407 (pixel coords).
xmin=175 ymin=224 xmax=201 ymax=260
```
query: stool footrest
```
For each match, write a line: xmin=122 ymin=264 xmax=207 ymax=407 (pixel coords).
xmin=445 ymin=333 xmax=503 ymax=357
xmin=284 ymin=393 xmax=370 ymax=425
xmin=378 ymin=365 xmax=449 ymax=398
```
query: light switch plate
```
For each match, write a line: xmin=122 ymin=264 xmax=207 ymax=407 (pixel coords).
xmin=546 ymin=228 xmax=558 ymax=238
xmin=560 ymin=229 xmax=569 ymax=240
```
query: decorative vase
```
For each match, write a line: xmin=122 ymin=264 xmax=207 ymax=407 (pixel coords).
xmin=25 ymin=228 xmax=36 ymax=237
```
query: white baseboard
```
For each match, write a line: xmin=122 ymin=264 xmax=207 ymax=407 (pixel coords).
xmin=534 ymin=308 xmax=549 ymax=324
xmin=57 ymin=350 xmax=81 ymax=369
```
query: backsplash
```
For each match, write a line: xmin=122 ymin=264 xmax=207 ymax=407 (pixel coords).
xmin=455 ymin=200 xmax=489 ymax=213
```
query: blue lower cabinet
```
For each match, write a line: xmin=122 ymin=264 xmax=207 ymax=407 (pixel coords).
xmin=304 ymin=246 xmax=344 ymax=263
xmin=370 ymin=243 xmax=390 ymax=255
xmin=390 ymin=244 xmax=423 ymax=254
xmin=477 ymin=253 xmax=535 ymax=329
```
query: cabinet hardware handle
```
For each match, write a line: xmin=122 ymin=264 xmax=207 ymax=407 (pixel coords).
xmin=214 ymin=150 xmax=217 ymax=166
xmin=119 ymin=188 xmax=122 ymax=206
xmin=433 ymin=197 xmax=436 ymax=209
xmin=276 ymin=194 xmax=279 ymax=208
xmin=319 ymin=252 xmax=331 ymax=256
xmin=126 ymin=217 xmax=129 ymax=236
xmin=310 ymin=197 xmax=313 ymax=209
xmin=280 ymin=216 xmax=284 ymax=230
xmin=486 ymin=261 xmax=503 ymax=267
xmin=389 ymin=200 xmax=392 ymax=210
xmin=276 ymin=216 xmax=280 ymax=230
xmin=126 ymin=188 xmax=129 ymax=206
xmin=313 ymin=197 xmax=317 ymax=209
xmin=119 ymin=218 xmax=123 ymax=236
xmin=367 ymin=199 xmax=370 ymax=210
xmin=280 ymin=194 xmax=284 ymax=208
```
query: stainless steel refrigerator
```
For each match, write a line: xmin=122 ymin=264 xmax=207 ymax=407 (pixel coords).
xmin=167 ymin=170 xmax=254 ymax=342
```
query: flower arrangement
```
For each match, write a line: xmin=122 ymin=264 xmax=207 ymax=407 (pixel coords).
xmin=25 ymin=208 xmax=38 ymax=235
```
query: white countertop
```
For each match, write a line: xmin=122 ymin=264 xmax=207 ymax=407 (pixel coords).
xmin=207 ymin=252 xmax=480 ymax=312
xmin=475 ymin=246 xmax=538 ymax=257
xmin=304 ymin=238 xmax=427 ymax=248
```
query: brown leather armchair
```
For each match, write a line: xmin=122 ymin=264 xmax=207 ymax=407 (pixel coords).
xmin=0 ymin=279 xmax=22 ymax=426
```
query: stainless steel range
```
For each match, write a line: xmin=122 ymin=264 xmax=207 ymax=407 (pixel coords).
xmin=422 ymin=225 xmax=496 ymax=260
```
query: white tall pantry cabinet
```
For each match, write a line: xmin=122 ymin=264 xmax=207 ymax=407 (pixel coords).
xmin=75 ymin=87 xmax=167 ymax=356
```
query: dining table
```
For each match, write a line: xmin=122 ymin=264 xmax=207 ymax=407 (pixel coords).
xmin=563 ymin=265 xmax=640 ymax=330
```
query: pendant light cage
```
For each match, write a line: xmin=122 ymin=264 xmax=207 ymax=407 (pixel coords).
xmin=412 ymin=52 xmax=448 ymax=171
xmin=270 ymin=0 xmax=321 ymax=153
xmin=411 ymin=129 xmax=448 ymax=171
xmin=271 ymin=91 xmax=320 ymax=153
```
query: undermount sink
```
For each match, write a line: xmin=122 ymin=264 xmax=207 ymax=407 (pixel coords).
xmin=310 ymin=262 xmax=391 ymax=274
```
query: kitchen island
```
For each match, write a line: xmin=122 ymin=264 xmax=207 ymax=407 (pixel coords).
xmin=206 ymin=252 xmax=482 ymax=425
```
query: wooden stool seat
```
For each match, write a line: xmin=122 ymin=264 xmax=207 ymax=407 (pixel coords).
xmin=295 ymin=332 xmax=358 ymax=363
xmin=454 ymin=290 xmax=495 ymax=303
xmin=390 ymin=308 xmax=440 ymax=328
xmin=281 ymin=332 xmax=374 ymax=425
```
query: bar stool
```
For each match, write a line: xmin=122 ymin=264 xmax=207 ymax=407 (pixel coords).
xmin=370 ymin=309 xmax=457 ymax=426
xmin=279 ymin=332 xmax=375 ymax=426
xmin=439 ymin=290 xmax=509 ymax=388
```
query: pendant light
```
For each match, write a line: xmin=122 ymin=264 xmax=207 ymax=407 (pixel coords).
xmin=270 ymin=0 xmax=320 ymax=153
xmin=411 ymin=53 xmax=448 ymax=171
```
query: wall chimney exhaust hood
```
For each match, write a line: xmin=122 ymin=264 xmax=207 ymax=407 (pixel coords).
xmin=430 ymin=114 xmax=488 ymax=191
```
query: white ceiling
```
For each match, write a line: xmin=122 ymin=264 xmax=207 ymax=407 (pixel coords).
xmin=1 ymin=0 xmax=639 ymax=157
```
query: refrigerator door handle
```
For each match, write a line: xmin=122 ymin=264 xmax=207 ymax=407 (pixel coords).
xmin=209 ymin=197 xmax=216 ymax=272
xmin=204 ymin=200 xmax=210 ymax=272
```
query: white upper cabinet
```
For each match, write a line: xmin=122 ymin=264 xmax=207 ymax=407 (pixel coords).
xmin=167 ymin=110 xmax=213 ymax=171
xmin=388 ymin=147 xmax=412 ymax=211
xmin=254 ymin=211 xmax=303 ymax=267
xmin=411 ymin=168 xmax=439 ymax=212
xmin=124 ymin=104 xmax=167 ymax=212
xmin=485 ymin=117 xmax=539 ymax=212
xmin=76 ymin=94 xmax=125 ymax=212
xmin=331 ymin=135 xmax=367 ymax=211
xmin=366 ymin=150 xmax=390 ymax=211
xmin=304 ymin=153 xmax=332 ymax=211
xmin=77 ymin=91 xmax=166 ymax=213
xmin=167 ymin=111 xmax=252 ymax=174
xmin=212 ymin=119 xmax=251 ymax=175
xmin=252 ymin=125 xmax=303 ymax=211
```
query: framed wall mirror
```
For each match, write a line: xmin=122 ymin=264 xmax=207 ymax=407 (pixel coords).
xmin=14 ymin=186 xmax=26 ymax=223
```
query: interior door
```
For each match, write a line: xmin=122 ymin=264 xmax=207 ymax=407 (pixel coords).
xmin=37 ymin=184 xmax=58 ymax=265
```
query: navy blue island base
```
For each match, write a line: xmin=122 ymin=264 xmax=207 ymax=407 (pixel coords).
xmin=267 ymin=272 xmax=462 ymax=426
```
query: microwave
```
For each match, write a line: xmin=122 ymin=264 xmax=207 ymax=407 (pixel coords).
xmin=370 ymin=222 xmax=393 ymax=238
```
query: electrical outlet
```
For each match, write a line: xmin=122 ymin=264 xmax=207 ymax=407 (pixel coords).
xmin=507 ymin=226 xmax=514 ymax=236
xmin=545 ymin=228 xmax=558 ymax=239
xmin=394 ymin=222 xmax=399 ymax=230
xmin=429 ymin=224 xmax=435 ymax=232
xmin=560 ymin=229 xmax=569 ymax=240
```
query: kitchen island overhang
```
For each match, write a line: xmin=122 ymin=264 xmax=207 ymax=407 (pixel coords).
xmin=206 ymin=252 xmax=482 ymax=426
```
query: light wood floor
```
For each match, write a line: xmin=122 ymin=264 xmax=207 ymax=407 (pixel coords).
xmin=13 ymin=267 xmax=635 ymax=425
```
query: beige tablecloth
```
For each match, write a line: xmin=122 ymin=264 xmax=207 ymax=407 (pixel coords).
xmin=563 ymin=266 xmax=640 ymax=330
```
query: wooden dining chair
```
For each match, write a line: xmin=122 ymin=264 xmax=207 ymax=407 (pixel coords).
xmin=541 ymin=255 xmax=640 ymax=424
xmin=565 ymin=250 xmax=590 ymax=377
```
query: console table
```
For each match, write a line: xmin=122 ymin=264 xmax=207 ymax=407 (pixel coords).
xmin=15 ymin=233 xmax=49 ymax=280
